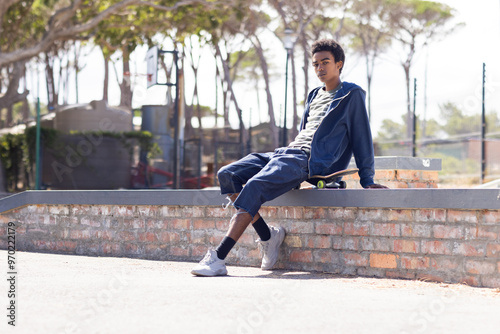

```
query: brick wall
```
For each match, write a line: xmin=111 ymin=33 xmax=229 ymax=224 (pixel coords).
xmin=1 ymin=203 xmax=499 ymax=288
xmin=344 ymin=169 xmax=439 ymax=189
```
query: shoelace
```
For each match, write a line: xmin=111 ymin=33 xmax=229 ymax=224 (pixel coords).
xmin=200 ymin=250 xmax=218 ymax=265
xmin=222 ymin=196 xmax=233 ymax=209
xmin=256 ymin=239 xmax=270 ymax=258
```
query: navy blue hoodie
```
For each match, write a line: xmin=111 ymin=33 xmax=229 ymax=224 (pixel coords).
xmin=300 ymin=81 xmax=375 ymax=188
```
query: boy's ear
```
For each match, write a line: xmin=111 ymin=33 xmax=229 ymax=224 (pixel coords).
xmin=336 ymin=61 xmax=343 ymax=71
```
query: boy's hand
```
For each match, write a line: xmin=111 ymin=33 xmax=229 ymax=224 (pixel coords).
xmin=365 ymin=183 xmax=389 ymax=189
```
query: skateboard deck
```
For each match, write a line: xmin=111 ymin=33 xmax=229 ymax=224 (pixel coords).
xmin=306 ymin=168 xmax=359 ymax=189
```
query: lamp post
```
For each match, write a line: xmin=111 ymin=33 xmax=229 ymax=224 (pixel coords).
xmin=282 ymin=28 xmax=294 ymax=147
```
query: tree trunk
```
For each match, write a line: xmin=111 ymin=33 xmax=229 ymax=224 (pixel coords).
xmin=102 ymin=49 xmax=109 ymax=103
xmin=119 ymin=48 xmax=133 ymax=108
xmin=0 ymin=61 xmax=29 ymax=126
xmin=45 ymin=52 xmax=58 ymax=111
xmin=252 ymin=36 xmax=278 ymax=148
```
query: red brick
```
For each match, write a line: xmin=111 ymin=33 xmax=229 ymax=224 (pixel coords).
xmin=401 ymin=224 xmax=432 ymax=238
xmin=115 ymin=206 xmax=135 ymax=216
xmin=277 ymin=207 xmax=304 ymax=219
xmin=306 ymin=235 xmax=332 ymax=249
xmin=284 ymin=235 xmax=303 ymax=248
xmin=465 ymin=260 xmax=496 ymax=275
xmin=370 ymin=253 xmax=397 ymax=269
xmin=102 ymin=243 xmax=121 ymax=255
xmin=117 ymin=231 xmax=136 ymax=242
xmin=464 ymin=226 xmax=498 ymax=240
xmin=357 ymin=209 xmax=384 ymax=221
xmin=385 ymin=181 xmax=409 ymax=188
xmin=286 ymin=221 xmax=314 ymax=234
xmin=185 ymin=207 xmax=206 ymax=218
xmin=433 ymin=225 xmax=463 ymax=239
xmin=342 ymin=237 xmax=360 ymax=251
xmin=215 ymin=219 xmax=230 ymax=231
xmin=483 ymin=210 xmax=500 ymax=224
xmin=421 ymin=240 xmax=452 ymax=255
xmin=93 ymin=230 xmax=113 ymax=240
xmin=70 ymin=230 xmax=91 ymax=240
xmin=414 ymin=209 xmax=447 ymax=223
xmin=486 ymin=244 xmax=500 ymax=258
xmin=158 ymin=231 xmax=172 ymax=243
xmin=447 ymin=210 xmax=478 ymax=224
xmin=122 ymin=218 xmax=144 ymax=229
xmin=385 ymin=271 xmax=416 ymax=280
xmin=315 ymin=222 xmax=342 ymax=235
xmin=303 ymin=207 xmax=326 ymax=219
xmin=146 ymin=219 xmax=168 ymax=230
xmin=372 ymin=223 xmax=400 ymax=237
xmin=386 ymin=209 xmax=413 ymax=222
xmin=452 ymin=242 xmax=486 ymax=257
xmin=375 ymin=170 xmax=396 ymax=180
xmin=170 ymin=219 xmax=190 ymax=230
xmin=191 ymin=245 xmax=209 ymax=257
xmin=394 ymin=240 xmax=419 ymax=253
xmin=40 ymin=215 xmax=57 ymax=225
xmin=328 ymin=208 xmax=357 ymax=221
xmin=359 ymin=238 xmax=392 ymax=252
xmin=136 ymin=206 xmax=158 ymax=216
xmin=481 ymin=277 xmax=500 ymax=289
xmin=56 ymin=241 xmax=77 ymax=252
xmin=206 ymin=207 xmax=230 ymax=218
xmin=396 ymin=170 xmax=419 ymax=180
xmin=290 ymin=250 xmax=313 ymax=263
xmin=344 ymin=222 xmax=370 ymax=236
xmin=343 ymin=252 xmax=368 ymax=266
xmin=161 ymin=206 xmax=183 ymax=217
xmin=138 ymin=232 xmax=158 ymax=243
xmin=313 ymin=249 xmax=340 ymax=264
xmin=401 ymin=256 xmax=430 ymax=270
xmin=170 ymin=246 xmax=189 ymax=257
xmin=193 ymin=219 xmax=215 ymax=230
xmin=421 ymin=171 xmax=439 ymax=181
xmin=123 ymin=243 xmax=139 ymax=254
xmin=430 ymin=257 xmax=461 ymax=270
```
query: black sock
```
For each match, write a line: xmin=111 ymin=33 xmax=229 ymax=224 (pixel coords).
xmin=252 ymin=217 xmax=271 ymax=241
xmin=215 ymin=236 xmax=236 ymax=260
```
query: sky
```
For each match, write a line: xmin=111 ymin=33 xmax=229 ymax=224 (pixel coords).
xmin=33 ymin=0 xmax=500 ymax=138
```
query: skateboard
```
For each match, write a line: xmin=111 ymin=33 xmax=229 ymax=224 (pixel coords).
xmin=305 ymin=168 xmax=359 ymax=189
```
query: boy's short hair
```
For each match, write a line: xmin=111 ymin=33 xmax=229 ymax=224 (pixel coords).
xmin=311 ymin=39 xmax=345 ymax=74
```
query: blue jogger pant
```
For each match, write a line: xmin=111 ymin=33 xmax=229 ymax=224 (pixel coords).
xmin=217 ymin=147 xmax=310 ymax=217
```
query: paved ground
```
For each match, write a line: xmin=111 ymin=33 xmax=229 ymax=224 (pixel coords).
xmin=1 ymin=251 xmax=500 ymax=334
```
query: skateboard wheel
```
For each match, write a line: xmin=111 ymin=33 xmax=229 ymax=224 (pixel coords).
xmin=339 ymin=181 xmax=347 ymax=189
xmin=317 ymin=180 xmax=325 ymax=189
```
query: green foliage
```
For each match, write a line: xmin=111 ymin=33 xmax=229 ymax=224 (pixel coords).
xmin=0 ymin=132 xmax=27 ymax=190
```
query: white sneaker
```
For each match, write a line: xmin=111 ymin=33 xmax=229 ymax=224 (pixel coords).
xmin=258 ymin=226 xmax=286 ymax=270
xmin=191 ymin=248 xmax=228 ymax=276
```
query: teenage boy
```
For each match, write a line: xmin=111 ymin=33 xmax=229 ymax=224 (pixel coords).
xmin=191 ymin=39 xmax=388 ymax=276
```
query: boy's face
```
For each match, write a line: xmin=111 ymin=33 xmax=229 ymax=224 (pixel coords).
xmin=312 ymin=50 xmax=343 ymax=90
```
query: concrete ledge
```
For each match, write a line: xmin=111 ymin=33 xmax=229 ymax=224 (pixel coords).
xmin=1 ymin=188 xmax=500 ymax=213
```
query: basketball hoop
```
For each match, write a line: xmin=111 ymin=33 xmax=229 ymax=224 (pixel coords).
xmin=145 ymin=46 xmax=158 ymax=88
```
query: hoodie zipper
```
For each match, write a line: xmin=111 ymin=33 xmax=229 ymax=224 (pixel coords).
xmin=306 ymin=90 xmax=352 ymax=177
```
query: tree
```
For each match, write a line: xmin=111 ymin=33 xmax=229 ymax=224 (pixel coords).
xmin=240 ymin=8 xmax=280 ymax=148
xmin=387 ymin=0 xmax=460 ymax=139
xmin=269 ymin=0 xmax=346 ymax=141
xmin=345 ymin=0 xmax=392 ymax=121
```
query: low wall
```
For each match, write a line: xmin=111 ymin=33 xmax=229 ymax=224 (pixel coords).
xmin=1 ymin=187 xmax=500 ymax=289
